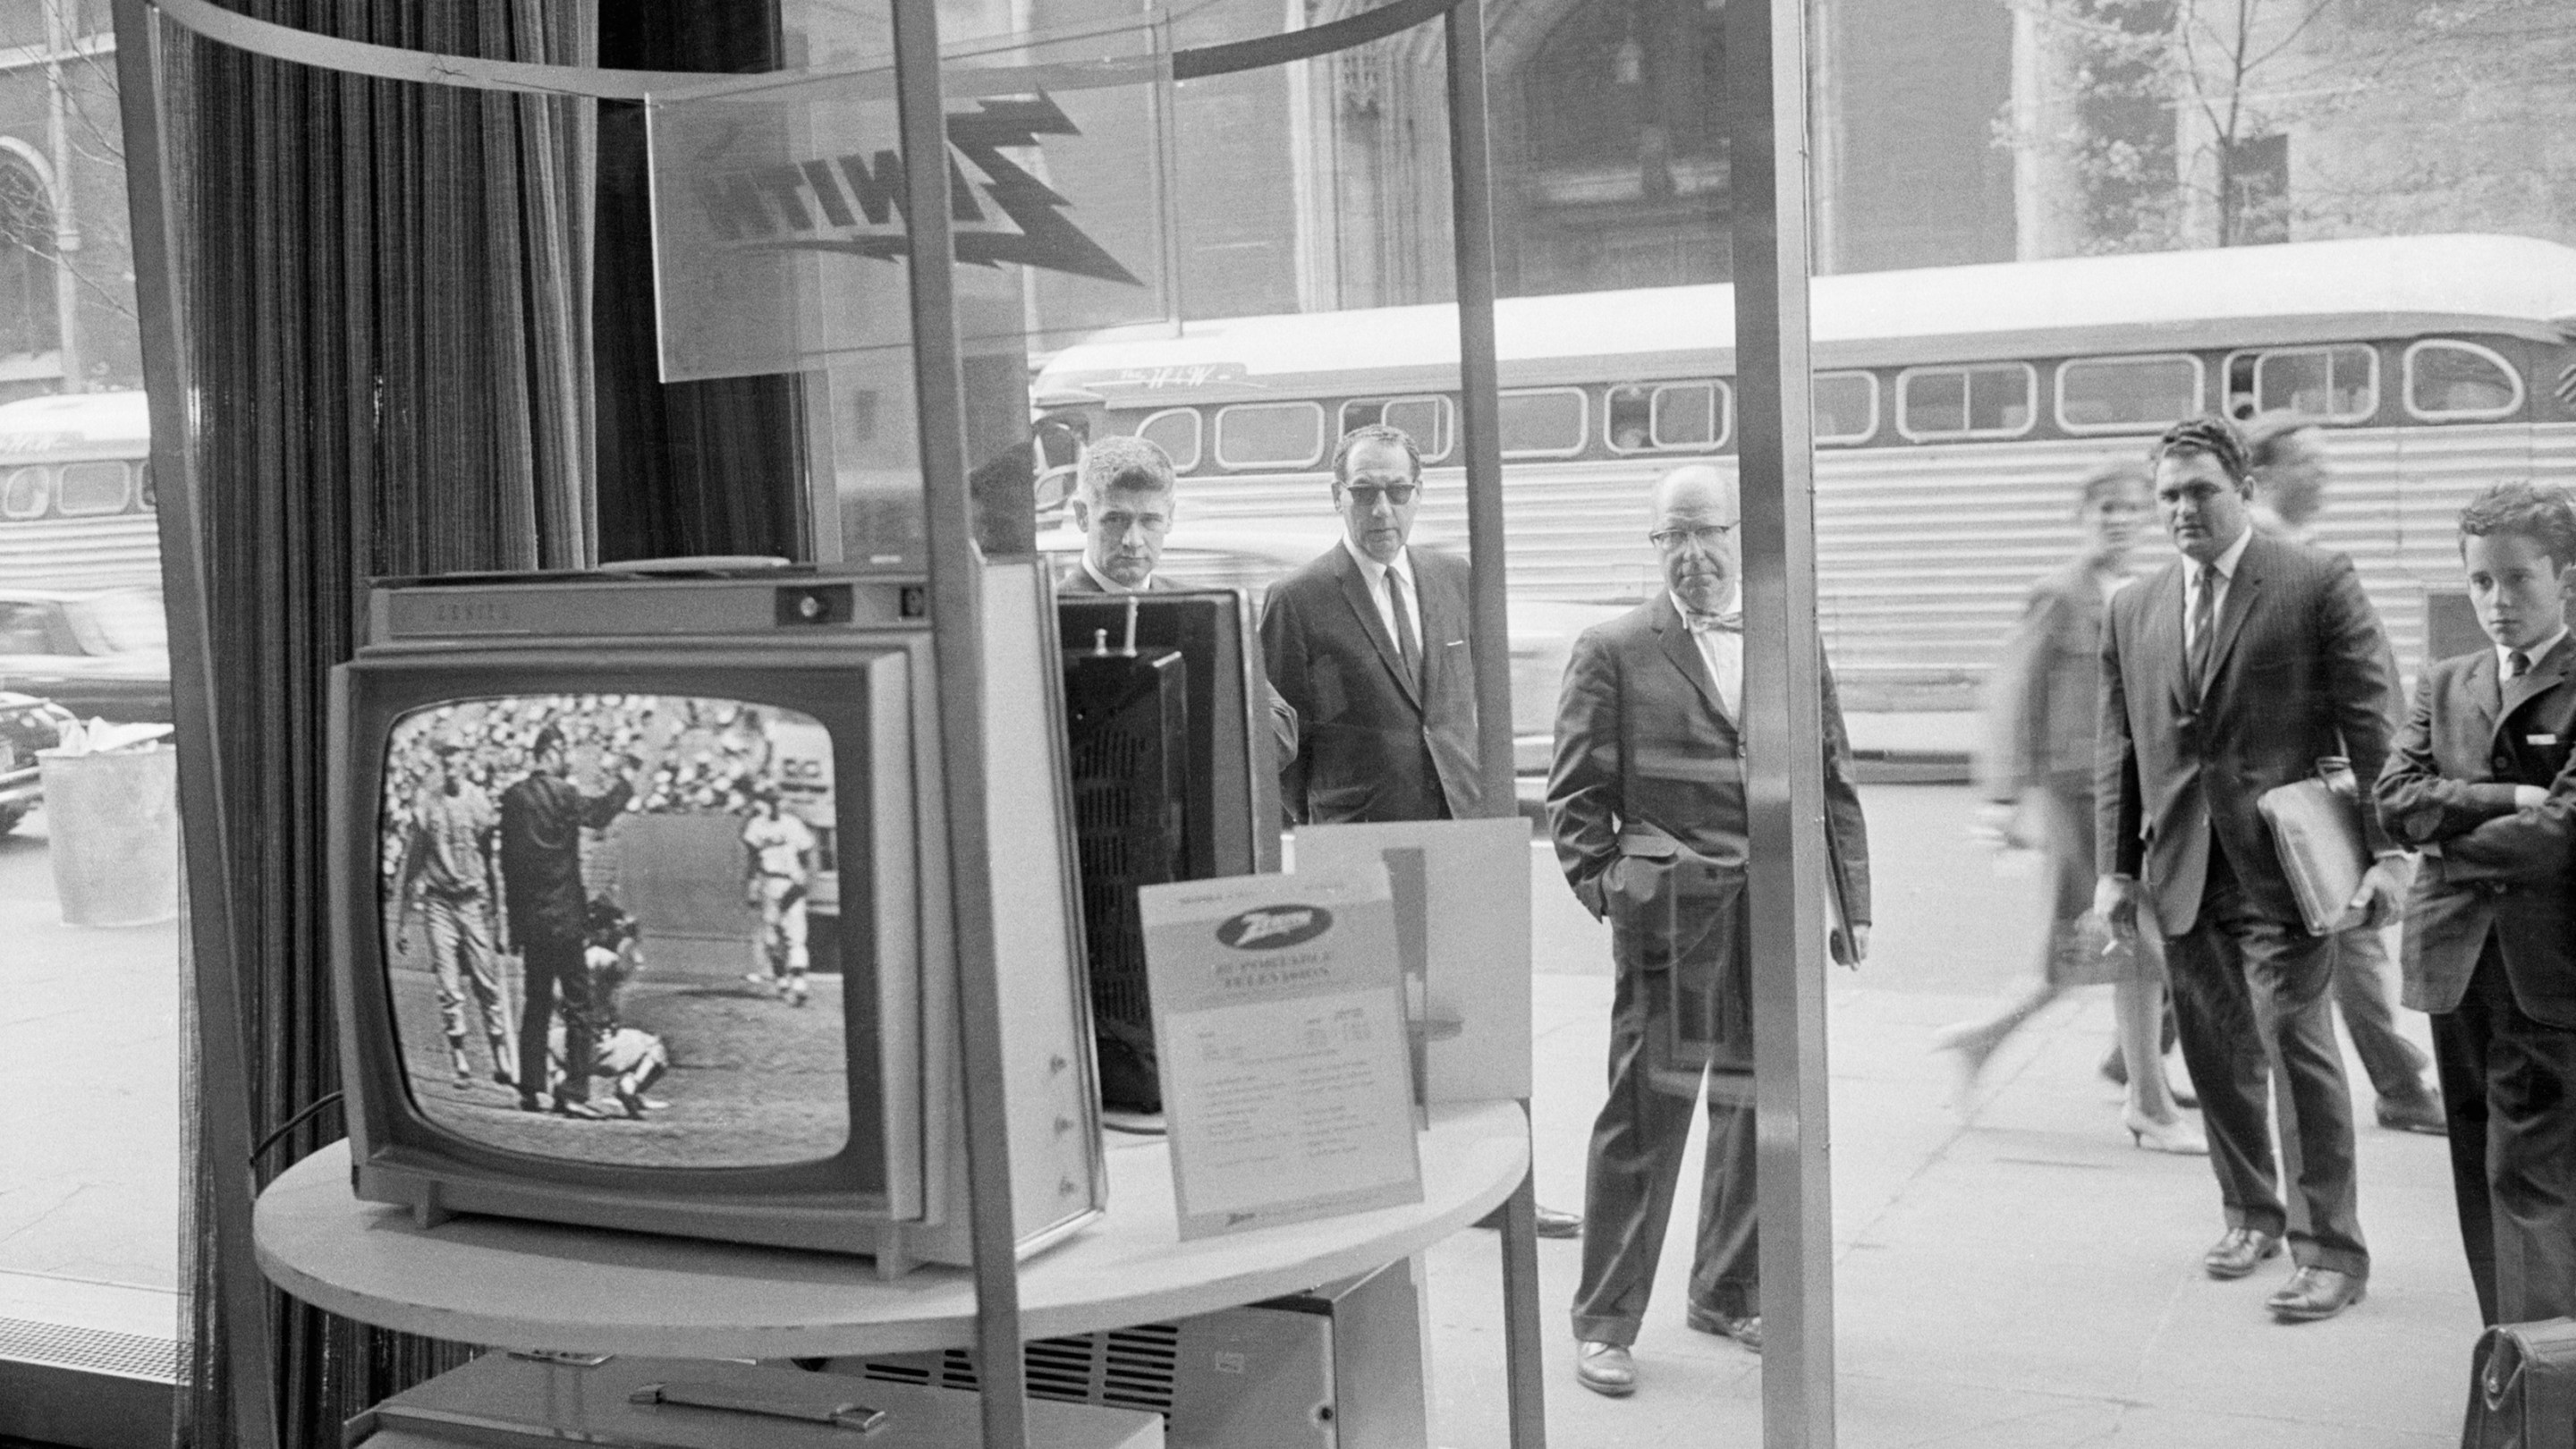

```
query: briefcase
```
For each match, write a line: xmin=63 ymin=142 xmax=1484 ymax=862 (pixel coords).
xmin=2463 ymin=1317 xmax=2576 ymax=1449
xmin=2256 ymin=758 xmax=2371 ymax=936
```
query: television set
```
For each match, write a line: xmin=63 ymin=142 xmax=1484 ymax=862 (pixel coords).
xmin=1055 ymin=591 xmax=1282 ymax=1115
xmin=327 ymin=559 xmax=1104 ymax=1273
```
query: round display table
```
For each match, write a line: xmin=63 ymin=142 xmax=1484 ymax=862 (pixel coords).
xmin=254 ymin=1100 xmax=1528 ymax=1359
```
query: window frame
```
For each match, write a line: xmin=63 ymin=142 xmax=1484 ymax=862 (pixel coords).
xmin=1132 ymin=407 xmax=1204 ymax=473
xmin=2054 ymin=352 xmax=2206 ymax=436
xmin=1336 ymin=394 xmax=1456 ymax=463
xmin=1811 ymin=370 xmax=1878 ymax=445
xmin=54 ymin=460 xmax=131 ymax=518
xmin=2225 ymin=343 xmax=2380 ymax=425
xmin=1497 ymin=386 xmax=1591 ymax=460
xmin=1212 ymin=400 xmax=1328 ymax=471
xmin=2402 ymin=338 xmax=2525 ymax=423
xmin=1 ymin=463 xmax=48 ymax=519
xmin=1894 ymin=362 xmax=2039 ymax=442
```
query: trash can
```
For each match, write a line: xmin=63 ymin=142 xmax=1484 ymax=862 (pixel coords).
xmin=38 ymin=744 xmax=179 ymax=928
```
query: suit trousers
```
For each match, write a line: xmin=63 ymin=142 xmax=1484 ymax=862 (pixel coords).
xmin=2165 ymin=848 xmax=2368 ymax=1276
xmin=2431 ymin=938 xmax=2576 ymax=1326
xmin=516 ymin=933 xmax=597 ymax=1106
xmin=421 ymin=889 xmax=507 ymax=1044
xmin=2333 ymin=923 xmax=2433 ymax=1102
xmin=1571 ymin=963 xmax=1758 ymax=1346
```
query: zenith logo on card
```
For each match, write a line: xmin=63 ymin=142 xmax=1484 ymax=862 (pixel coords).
xmin=1216 ymin=906 xmax=1335 ymax=951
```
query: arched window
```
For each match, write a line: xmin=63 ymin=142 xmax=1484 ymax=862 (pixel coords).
xmin=0 ymin=150 xmax=60 ymax=361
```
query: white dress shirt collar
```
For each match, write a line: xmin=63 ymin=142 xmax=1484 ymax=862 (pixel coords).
xmin=1340 ymin=535 xmax=1414 ymax=590
xmin=2201 ymin=525 xmax=2255 ymax=582
xmin=2499 ymin=628 xmax=2571 ymax=683
xmin=1080 ymin=555 xmax=1149 ymax=594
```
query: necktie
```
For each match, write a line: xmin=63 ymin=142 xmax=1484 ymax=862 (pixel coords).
xmin=2509 ymin=650 xmax=2532 ymax=681
xmin=2186 ymin=563 xmax=2219 ymax=697
xmin=1687 ymin=611 xmax=1743 ymax=633
xmin=1385 ymin=568 xmax=1421 ymax=682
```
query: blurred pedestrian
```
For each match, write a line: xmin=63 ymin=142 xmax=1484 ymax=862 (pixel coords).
xmin=2377 ymin=482 xmax=2576 ymax=1328
xmin=2097 ymin=416 xmax=2404 ymax=1323
xmin=1941 ymin=461 xmax=2205 ymax=1154
xmin=2246 ymin=415 xmax=2446 ymax=1135
xmin=1549 ymin=464 xmax=1871 ymax=1394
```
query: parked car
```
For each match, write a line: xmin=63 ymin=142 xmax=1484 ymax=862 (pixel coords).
xmin=1035 ymin=523 xmax=1626 ymax=779
xmin=0 ymin=586 xmax=173 ymax=724
xmin=0 ymin=688 xmax=76 ymax=834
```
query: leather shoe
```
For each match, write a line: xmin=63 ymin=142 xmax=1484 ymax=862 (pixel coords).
xmin=2267 ymin=1266 xmax=2366 ymax=1322
xmin=1573 ymin=1341 xmax=1635 ymax=1397
xmin=2376 ymin=1091 xmax=2447 ymax=1136
xmin=1474 ymin=1204 xmax=1584 ymax=1238
xmin=1683 ymin=1305 xmax=1763 ymax=1352
xmin=552 ymin=1097 xmax=606 ymax=1121
xmin=2202 ymin=1227 xmax=2283 ymax=1279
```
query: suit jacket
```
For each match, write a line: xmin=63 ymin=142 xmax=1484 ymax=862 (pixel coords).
xmin=1546 ymin=592 xmax=1870 ymax=979
xmin=497 ymin=772 xmax=632 ymax=944
xmin=1259 ymin=544 xmax=1481 ymax=823
xmin=2096 ymin=529 xmax=2397 ymax=934
xmin=2376 ymin=641 xmax=2576 ymax=1027
xmin=1980 ymin=561 xmax=2108 ymax=801
xmin=1058 ymin=565 xmax=1301 ymax=764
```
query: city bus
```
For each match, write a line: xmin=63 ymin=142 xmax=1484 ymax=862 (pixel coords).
xmin=1033 ymin=233 xmax=2576 ymax=715
xmin=0 ymin=390 xmax=155 ymax=591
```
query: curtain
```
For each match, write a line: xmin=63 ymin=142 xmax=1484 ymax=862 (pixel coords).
xmin=165 ymin=4 xmax=600 ymax=1445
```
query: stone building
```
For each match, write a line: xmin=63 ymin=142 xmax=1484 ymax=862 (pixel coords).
xmin=0 ymin=0 xmax=140 ymax=403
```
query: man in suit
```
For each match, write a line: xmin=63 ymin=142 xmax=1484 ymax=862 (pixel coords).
xmin=1058 ymin=435 xmax=1297 ymax=762
xmin=2246 ymin=414 xmax=2446 ymax=1136
xmin=1549 ymin=464 xmax=1871 ymax=1395
xmin=2096 ymin=415 xmax=2405 ymax=1323
xmin=499 ymin=725 xmax=639 ymax=1119
xmin=1260 ymin=423 xmax=1579 ymax=1239
xmin=2377 ymin=482 xmax=2576 ymax=1327
xmin=1260 ymin=424 xmax=1481 ymax=825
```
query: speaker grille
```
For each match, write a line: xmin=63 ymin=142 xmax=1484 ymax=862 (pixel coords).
xmin=853 ymin=1322 xmax=1182 ymax=1420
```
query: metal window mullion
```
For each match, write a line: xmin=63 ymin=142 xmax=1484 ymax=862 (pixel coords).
xmin=1724 ymin=0 xmax=1835 ymax=1445
xmin=888 ymin=4 xmax=1029 ymax=1448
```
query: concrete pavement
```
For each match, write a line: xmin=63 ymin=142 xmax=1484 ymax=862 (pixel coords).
xmin=1421 ymin=784 xmax=2474 ymax=1447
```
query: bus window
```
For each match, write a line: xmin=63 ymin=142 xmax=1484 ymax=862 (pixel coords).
xmin=1604 ymin=382 xmax=1725 ymax=453
xmin=2404 ymin=340 xmax=2522 ymax=420
xmin=1 ymin=466 xmax=47 ymax=520
xmin=1136 ymin=408 xmax=1203 ymax=471
xmin=138 ymin=461 xmax=155 ymax=510
xmin=1214 ymin=401 xmax=1326 ymax=470
xmin=1499 ymin=387 xmax=1588 ymax=458
xmin=1812 ymin=372 xmax=1877 ymax=444
xmin=1338 ymin=395 xmax=1453 ymax=461
xmin=55 ymin=462 xmax=131 ymax=517
xmin=2226 ymin=344 xmax=2377 ymax=422
xmin=1897 ymin=363 xmax=2035 ymax=440
xmin=2057 ymin=355 xmax=2201 ymax=433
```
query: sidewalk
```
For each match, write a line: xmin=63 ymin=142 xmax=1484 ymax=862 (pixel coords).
xmin=1423 ymin=794 xmax=2474 ymax=1448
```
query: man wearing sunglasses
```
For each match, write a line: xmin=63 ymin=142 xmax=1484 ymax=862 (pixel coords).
xmin=1548 ymin=464 xmax=1871 ymax=1394
xmin=1259 ymin=423 xmax=1484 ymax=826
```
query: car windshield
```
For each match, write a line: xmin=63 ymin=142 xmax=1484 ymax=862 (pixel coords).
xmin=72 ymin=590 xmax=169 ymax=654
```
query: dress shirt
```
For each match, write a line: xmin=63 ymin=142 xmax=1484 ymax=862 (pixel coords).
xmin=1080 ymin=555 xmax=1150 ymax=594
xmin=1340 ymin=537 xmax=1422 ymax=659
xmin=2182 ymin=526 xmax=2255 ymax=652
xmin=1673 ymin=589 xmax=1743 ymax=722
xmin=2499 ymin=628 xmax=2570 ymax=685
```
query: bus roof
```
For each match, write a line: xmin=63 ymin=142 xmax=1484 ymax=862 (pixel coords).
xmin=0 ymin=390 xmax=148 ymax=459
xmin=1038 ymin=233 xmax=2576 ymax=402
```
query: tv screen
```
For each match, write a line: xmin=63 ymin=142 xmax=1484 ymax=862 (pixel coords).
xmin=375 ymin=692 xmax=850 ymax=1170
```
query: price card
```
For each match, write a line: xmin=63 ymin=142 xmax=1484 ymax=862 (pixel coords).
xmin=1139 ymin=862 xmax=1423 ymax=1240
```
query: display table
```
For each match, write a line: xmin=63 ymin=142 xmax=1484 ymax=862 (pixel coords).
xmin=254 ymin=1101 xmax=1526 ymax=1360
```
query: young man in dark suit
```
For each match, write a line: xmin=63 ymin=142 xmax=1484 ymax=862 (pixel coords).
xmin=2377 ymin=482 xmax=2576 ymax=1327
xmin=1258 ymin=424 xmax=1480 ymax=824
xmin=1548 ymin=465 xmax=1870 ymax=1394
xmin=2096 ymin=415 xmax=2405 ymax=1323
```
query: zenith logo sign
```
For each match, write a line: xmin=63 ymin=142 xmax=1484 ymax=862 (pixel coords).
xmin=691 ymin=94 xmax=1140 ymax=287
xmin=1216 ymin=906 xmax=1335 ymax=951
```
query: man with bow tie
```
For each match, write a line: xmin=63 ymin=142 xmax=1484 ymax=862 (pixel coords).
xmin=1546 ymin=464 xmax=1872 ymax=1395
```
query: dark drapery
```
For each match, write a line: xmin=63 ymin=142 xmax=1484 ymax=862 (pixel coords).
xmin=152 ymin=4 xmax=794 ymax=1446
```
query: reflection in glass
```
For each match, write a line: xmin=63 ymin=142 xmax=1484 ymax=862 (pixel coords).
xmin=378 ymin=694 xmax=848 ymax=1169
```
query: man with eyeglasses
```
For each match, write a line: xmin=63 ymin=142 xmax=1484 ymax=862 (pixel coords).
xmin=1548 ymin=464 xmax=1871 ymax=1395
xmin=1258 ymin=423 xmax=1482 ymax=825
